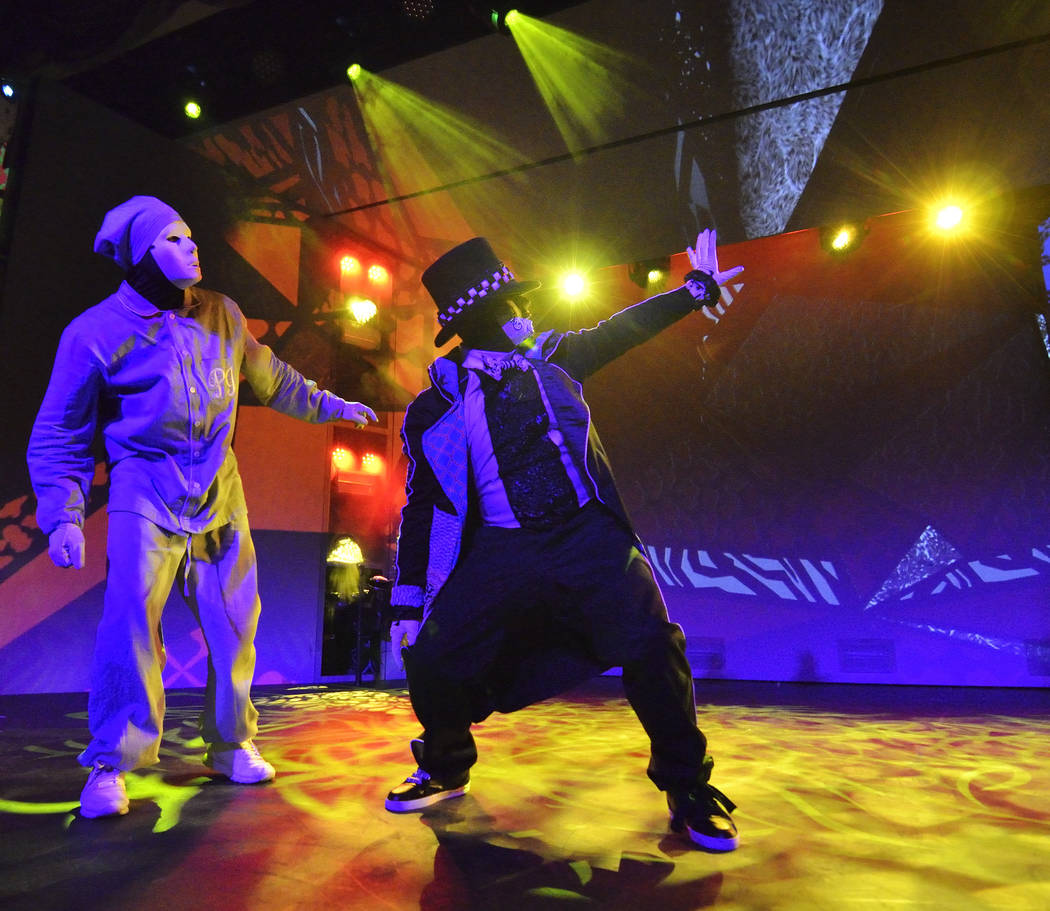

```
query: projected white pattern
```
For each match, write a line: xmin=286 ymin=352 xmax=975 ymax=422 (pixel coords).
xmin=727 ymin=0 xmax=883 ymax=238
xmin=645 ymin=538 xmax=1050 ymax=608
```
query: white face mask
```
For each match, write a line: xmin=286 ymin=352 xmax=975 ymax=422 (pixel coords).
xmin=501 ymin=315 xmax=534 ymax=346
xmin=150 ymin=220 xmax=202 ymax=289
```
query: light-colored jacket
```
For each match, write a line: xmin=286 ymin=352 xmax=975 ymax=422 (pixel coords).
xmin=28 ymin=282 xmax=351 ymax=535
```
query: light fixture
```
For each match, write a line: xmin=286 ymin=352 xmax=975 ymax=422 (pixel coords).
xmin=360 ymin=453 xmax=386 ymax=476
xmin=628 ymin=257 xmax=671 ymax=289
xmin=183 ymin=100 xmax=202 ymax=120
xmin=327 ymin=536 xmax=364 ymax=565
xmin=819 ymin=221 xmax=865 ymax=256
xmin=331 ymin=447 xmax=355 ymax=471
xmin=933 ymin=204 xmax=964 ymax=232
xmin=347 ymin=297 xmax=378 ymax=325
xmin=488 ymin=7 xmax=518 ymax=34
xmin=346 ymin=63 xmax=363 ymax=82
xmin=561 ymin=272 xmax=587 ymax=298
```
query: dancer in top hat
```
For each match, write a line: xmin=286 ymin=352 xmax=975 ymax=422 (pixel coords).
xmin=384 ymin=230 xmax=743 ymax=851
xmin=27 ymin=195 xmax=378 ymax=818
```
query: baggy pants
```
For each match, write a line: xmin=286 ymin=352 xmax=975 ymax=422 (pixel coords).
xmin=404 ymin=503 xmax=708 ymax=792
xmin=78 ymin=509 xmax=262 ymax=771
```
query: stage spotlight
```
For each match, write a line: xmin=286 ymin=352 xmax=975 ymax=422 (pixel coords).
xmin=830 ymin=226 xmax=855 ymax=251
xmin=361 ymin=453 xmax=386 ymax=475
xmin=347 ymin=297 xmax=378 ymax=325
xmin=627 ymin=257 xmax=671 ymax=289
xmin=327 ymin=535 xmax=364 ymax=565
xmin=346 ymin=63 xmax=363 ymax=82
xmin=819 ymin=222 xmax=865 ymax=256
xmin=489 ymin=7 xmax=518 ymax=35
xmin=933 ymin=204 xmax=964 ymax=232
xmin=2 ymin=83 xmax=14 ymax=99
xmin=331 ymin=447 xmax=355 ymax=472
xmin=561 ymin=272 xmax=587 ymax=297
xmin=340 ymin=255 xmax=362 ymax=276
xmin=367 ymin=264 xmax=389 ymax=284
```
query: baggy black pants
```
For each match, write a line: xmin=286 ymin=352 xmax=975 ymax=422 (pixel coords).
xmin=403 ymin=503 xmax=708 ymax=791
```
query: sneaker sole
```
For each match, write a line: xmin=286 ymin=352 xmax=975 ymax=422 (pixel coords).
xmin=208 ymin=768 xmax=276 ymax=784
xmin=385 ymin=782 xmax=470 ymax=813
xmin=670 ymin=812 xmax=739 ymax=853
xmin=80 ymin=803 xmax=129 ymax=818
xmin=685 ymin=827 xmax=738 ymax=852
xmin=204 ymin=757 xmax=276 ymax=784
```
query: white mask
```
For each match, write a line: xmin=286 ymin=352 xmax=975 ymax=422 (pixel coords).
xmin=150 ymin=220 xmax=202 ymax=289
xmin=502 ymin=315 xmax=534 ymax=346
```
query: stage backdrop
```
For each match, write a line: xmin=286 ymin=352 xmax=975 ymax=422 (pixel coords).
xmin=582 ymin=208 xmax=1050 ymax=686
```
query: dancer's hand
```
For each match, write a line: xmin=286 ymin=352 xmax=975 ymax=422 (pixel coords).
xmin=48 ymin=523 xmax=85 ymax=569
xmin=389 ymin=620 xmax=421 ymax=673
xmin=341 ymin=401 xmax=378 ymax=428
xmin=687 ymin=229 xmax=744 ymax=285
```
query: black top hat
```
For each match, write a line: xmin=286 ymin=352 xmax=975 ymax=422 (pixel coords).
xmin=423 ymin=237 xmax=540 ymax=346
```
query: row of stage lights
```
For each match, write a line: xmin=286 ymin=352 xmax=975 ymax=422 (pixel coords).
xmin=821 ymin=203 xmax=967 ymax=255
xmin=338 ymin=254 xmax=390 ymax=326
xmin=334 ymin=201 xmax=976 ymax=331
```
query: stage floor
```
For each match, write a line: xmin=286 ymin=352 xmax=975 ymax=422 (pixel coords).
xmin=1 ymin=679 xmax=1048 ymax=910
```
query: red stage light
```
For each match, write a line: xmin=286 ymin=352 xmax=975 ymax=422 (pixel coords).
xmin=331 ymin=447 xmax=355 ymax=471
xmin=360 ymin=453 xmax=385 ymax=475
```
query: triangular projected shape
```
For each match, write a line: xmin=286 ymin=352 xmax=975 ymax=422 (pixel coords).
xmin=864 ymin=524 xmax=962 ymax=610
xmin=226 ymin=221 xmax=301 ymax=305
xmin=729 ymin=0 xmax=884 ymax=238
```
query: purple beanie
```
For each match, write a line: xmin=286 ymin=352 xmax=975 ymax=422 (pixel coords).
xmin=93 ymin=195 xmax=183 ymax=270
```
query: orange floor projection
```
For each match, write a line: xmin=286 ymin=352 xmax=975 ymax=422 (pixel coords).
xmin=1 ymin=679 xmax=1047 ymax=910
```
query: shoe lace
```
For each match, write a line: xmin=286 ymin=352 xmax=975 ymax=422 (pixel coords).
xmin=405 ymin=767 xmax=431 ymax=786
xmin=89 ymin=763 xmax=121 ymax=783
xmin=704 ymin=782 xmax=737 ymax=815
xmin=241 ymin=741 xmax=263 ymax=760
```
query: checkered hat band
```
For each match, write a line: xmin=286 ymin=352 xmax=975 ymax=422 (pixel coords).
xmin=439 ymin=265 xmax=515 ymax=324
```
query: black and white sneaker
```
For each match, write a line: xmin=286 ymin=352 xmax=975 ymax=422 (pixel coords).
xmin=668 ymin=781 xmax=739 ymax=852
xmin=384 ymin=766 xmax=470 ymax=812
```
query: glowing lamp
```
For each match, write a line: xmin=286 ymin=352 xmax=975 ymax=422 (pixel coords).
xmin=934 ymin=205 xmax=964 ymax=231
xmin=562 ymin=273 xmax=586 ymax=297
xmin=340 ymin=255 xmax=361 ymax=275
xmin=647 ymin=267 xmax=666 ymax=285
xmin=327 ymin=536 xmax=364 ymax=565
xmin=331 ymin=447 xmax=355 ymax=471
xmin=489 ymin=7 xmax=516 ymax=34
xmin=184 ymin=101 xmax=202 ymax=120
xmin=2 ymin=83 xmax=14 ymax=99
xmin=819 ymin=221 xmax=865 ymax=256
xmin=830 ymin=226 xmax=855 ymax=251
xmin=361 ymin=453 xmax=386 ymax=475
xmin=348 ymin=297 xmax=378 ymax=324
xmin=347 ymin=63 xmax=362 ymax=82
xmin=367 ymin=264 xmax=389 ymax=284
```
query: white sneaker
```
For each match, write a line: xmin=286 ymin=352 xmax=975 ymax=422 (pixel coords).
xmin=205 ymin=740 xmax=276 ymax=783
xmin=80 ymin=762 xmax=129 ymax=818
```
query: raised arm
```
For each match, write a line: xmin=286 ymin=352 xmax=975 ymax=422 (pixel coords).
xmin=546 ymin=229 xmax=743 ymax=380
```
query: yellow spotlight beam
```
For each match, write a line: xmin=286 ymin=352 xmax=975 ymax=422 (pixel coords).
xmin=505 ymin=11 xmax=648 ymax=152
xmin=349 ymin=67 xmax=528 ymax=202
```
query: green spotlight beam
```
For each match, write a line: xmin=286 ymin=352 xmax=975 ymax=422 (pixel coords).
xmin=505 ymin=11 xmax=649 ymax=152
xmin=328 ymin=29 xmax=1050 ymax=218
xmin=350 ymin=67 xmax=529 ymax=201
